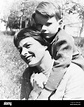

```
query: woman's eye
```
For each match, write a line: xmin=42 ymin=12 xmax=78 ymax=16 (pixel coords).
xmin=26 ymin=44 xmax=31 ymax=48
xmin=23 ymin=44 xmax=31 ymax=48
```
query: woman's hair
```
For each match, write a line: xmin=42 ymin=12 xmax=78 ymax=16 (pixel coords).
xmin=14 ymin=28 xmax=49 ymax=49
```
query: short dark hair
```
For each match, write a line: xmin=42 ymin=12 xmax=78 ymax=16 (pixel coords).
xmin=35 ymin=1 xmax=62 ymax=20
xmin=27 ymin=1 xmax=62 ymax=29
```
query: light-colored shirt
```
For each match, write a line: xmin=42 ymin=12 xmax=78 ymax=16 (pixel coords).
xmin=50 ymin=63 xmax=84 ymax=100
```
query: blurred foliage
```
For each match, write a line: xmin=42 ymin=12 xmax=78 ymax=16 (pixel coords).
xmin=62 ymin=0 xmax=84 ymax=36
xmin=74 ymin=36 xmax=84 ymax=47
xmin=1 ymin=0 xmax=84 ymax=35
xmin=7 ymin=0 xmax=39 ymax=29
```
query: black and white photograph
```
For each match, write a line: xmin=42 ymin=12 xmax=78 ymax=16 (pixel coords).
xmin=0 ymin=0 xmax=84 ymax=106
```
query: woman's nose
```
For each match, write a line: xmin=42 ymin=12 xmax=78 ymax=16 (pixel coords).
xmin=21 ymin=48 xmax=28 ymax=56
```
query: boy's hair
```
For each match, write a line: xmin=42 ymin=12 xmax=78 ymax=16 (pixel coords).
xmin=14 ymin=28 xmax=48 ymax=49
xmin=28 ymin=1 xmax=62 ymax=28
xmin=35 ymin=1 xmax=62 ymax=20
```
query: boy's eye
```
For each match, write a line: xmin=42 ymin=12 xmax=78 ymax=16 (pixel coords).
xmin=46 ymin=23 xmax=51 ymax=26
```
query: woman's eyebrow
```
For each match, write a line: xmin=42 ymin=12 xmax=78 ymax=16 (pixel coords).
xmin=23 ymin=43 xmax=31 ymax=47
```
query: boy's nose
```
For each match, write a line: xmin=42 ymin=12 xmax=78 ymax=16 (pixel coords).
xmin=42 ymin=25 xmax=47 ymax=31
xmin=41 ymin=26 xmax=48 ymax=33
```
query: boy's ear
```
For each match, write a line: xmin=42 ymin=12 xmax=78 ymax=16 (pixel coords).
xmin=58 ymin=19 xmax=66 ymax=29
xmin=58 ymin=19 xmax=63 ymax=25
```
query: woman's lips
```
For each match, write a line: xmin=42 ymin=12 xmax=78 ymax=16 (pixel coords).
xmin=26 ymin=55 xmax=33 ymax=60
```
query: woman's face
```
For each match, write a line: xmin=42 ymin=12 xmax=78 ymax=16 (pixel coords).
xmin=18 ymin=37 xmax=47 ymax=67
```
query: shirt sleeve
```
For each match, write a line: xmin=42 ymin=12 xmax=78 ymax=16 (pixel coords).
xmin=45 ymin=30 xmax=75 ymax=91
xmin=51 ymin=30 xmax=74 ymax=68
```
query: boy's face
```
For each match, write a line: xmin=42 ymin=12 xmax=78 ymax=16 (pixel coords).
xmin=34 ymin=12 xmax=60 ymax=38
xmin=19 ymin=37 xmax=46 ymax=67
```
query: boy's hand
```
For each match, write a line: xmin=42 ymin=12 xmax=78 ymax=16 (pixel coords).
xmin=31 ymin=73 xmax=48 ymax=88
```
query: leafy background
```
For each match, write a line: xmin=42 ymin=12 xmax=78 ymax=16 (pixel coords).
xmin=0 ymin=32 xmax=27 ymax=99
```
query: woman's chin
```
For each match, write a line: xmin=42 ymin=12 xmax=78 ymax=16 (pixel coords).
xmin=28 ymin=61 xmax=40 ymax=67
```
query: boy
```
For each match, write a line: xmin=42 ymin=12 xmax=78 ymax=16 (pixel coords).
xmin=28 ymin=1 xmax=84 ymax=92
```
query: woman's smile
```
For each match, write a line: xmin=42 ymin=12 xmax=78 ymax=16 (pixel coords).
xmin=19 ymin=37 xmax=47 ymax=67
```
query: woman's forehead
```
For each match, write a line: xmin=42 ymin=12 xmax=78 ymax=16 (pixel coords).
xmin=19 ymin=37 xmax=43 ymax=48
xmin=19 ymin=37 xmax=36 ymax=46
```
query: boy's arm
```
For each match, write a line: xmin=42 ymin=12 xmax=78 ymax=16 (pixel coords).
xmin=62 ymin=63 xmax=84 ymax=100
xmin=51 ymin=30 xmax=74 ymax=68
xmin=45 ymin=30 xmax=75 ymax=91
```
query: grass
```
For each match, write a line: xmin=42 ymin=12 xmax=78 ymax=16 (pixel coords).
xmin=0 ymin=32 xmax=27 ymax=100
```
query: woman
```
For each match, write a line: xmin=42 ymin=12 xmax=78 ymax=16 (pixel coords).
xmin=14 ymin=28 xmax=84 ymax=100
xmin=14 ymin=28 xmax=54 ymax=100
